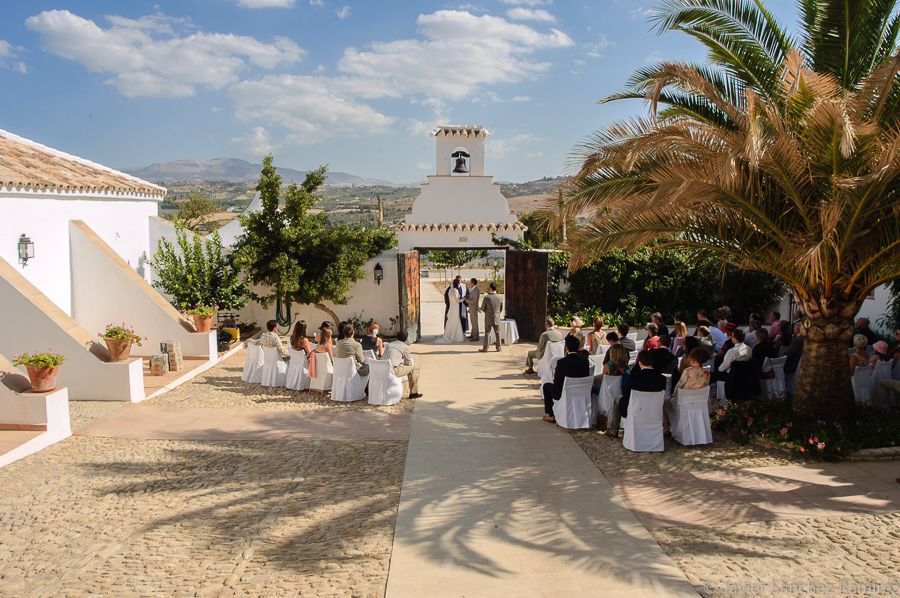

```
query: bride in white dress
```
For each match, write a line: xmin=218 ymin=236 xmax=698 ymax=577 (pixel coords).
xmin=436 ymin=280 xmax=465 ymax=344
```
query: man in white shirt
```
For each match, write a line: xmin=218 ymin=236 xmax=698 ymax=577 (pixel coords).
xmin=720 ymin=329 xmax=753 ymax=373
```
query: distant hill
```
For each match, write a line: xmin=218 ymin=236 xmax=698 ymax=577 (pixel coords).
xmin=122 ymin=157 xmax=397 ymax=187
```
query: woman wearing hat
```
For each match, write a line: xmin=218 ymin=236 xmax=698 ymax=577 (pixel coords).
xmin=568 ymin=316 xmax=587 ymax=350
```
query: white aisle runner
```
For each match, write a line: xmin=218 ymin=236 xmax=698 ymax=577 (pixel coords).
xmin=385 ymin=340 xmax=699 ymax=597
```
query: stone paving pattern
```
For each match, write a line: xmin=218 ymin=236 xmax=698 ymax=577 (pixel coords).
xmin=0 ymin=436 xmax=406 ymax=598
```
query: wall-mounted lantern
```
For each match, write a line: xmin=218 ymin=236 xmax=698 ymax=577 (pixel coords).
xmin=374 ymin=263 xmax=384 ymax=285
xmin=18 ymin=234 xmax=34 ymax=267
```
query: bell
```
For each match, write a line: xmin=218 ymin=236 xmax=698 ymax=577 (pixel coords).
xmin=452 ymin=155 xmax=469 ymax=174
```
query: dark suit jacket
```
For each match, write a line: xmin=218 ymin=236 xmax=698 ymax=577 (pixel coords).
xmin=551 ymin=353 xmax=590 ymax=401
xmin=783 ymin=336 xmax=804 ymax=374
xmin=620 ymin=366 xmax=666 ymax=418
xmin=649 ymin=348 xmax=678 ymax=375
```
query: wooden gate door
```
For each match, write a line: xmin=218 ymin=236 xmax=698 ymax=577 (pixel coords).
xmin=397 ymin=250 xmax=421 ymax=343
xmin=505 ymin=250 xmax=549 ymax=342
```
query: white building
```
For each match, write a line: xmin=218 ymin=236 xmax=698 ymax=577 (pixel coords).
xmin=397 ymin=125 xmax=525 ymax=251
xmin=0 ymin=128 xmax=218 ymax=405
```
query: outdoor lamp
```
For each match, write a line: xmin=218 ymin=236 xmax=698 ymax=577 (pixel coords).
xmin=374 ymin=263 xmax=384 ymax=285
xmin=18 ymin=234 xmax=34 ymax=267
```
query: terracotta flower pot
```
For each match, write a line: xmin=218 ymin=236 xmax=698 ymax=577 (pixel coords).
xmin=25 ymin=365 xmax=59 ymax=393
xmin=104 ymin=337 xmax=132 ymax=361
xmin=193 ymin=314 xmax=213 ymax=332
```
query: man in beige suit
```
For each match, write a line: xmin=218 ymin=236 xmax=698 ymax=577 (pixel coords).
xmin=334 ymin=323 xmax=369 ymax=376
xmin=524 ymin=317 xmax=566 ymax=374
xmin=466 ymin=278 xmax=481 ymax=342
xmin=478 ymin=282 xmax=503 ymax=352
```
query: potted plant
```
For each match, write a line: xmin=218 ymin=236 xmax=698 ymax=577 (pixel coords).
xmin=99 ymin=323 xmax=146 ymax=361
xmin=184 ymin=303 xmax=218 ymax=332
xmin=12 ymin=349 xmax=67 ymax=392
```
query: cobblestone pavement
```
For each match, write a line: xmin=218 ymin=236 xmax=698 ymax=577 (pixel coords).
xmin=70 ymin=401 xmax=127 ymax=432
xmin=148 ymin=352 xmax=414 ymax=414
xmin=652 ymin=512 xmax=900 ymax=597
xmin=0 ymin=436 xmax=406 ymax=598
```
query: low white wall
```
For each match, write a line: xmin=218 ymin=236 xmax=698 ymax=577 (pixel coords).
xmin=0 ymin=385 xmax=72 ymax=469
xmin=0 ymin=256 xmax=142 ymax=401
xmin=0 ymin=191 xmax=158 ymax=315
xmin=70 ymin=221 xmax=216 ymax=359
xmin=239 ymin=251 xmax=402 ymax=335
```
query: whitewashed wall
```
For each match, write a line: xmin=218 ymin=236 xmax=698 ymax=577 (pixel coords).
xmin=70 ymin=221 xmax=216 ymax=359
xmin=405 ymin=177 xmax=517 ymax=226
xmin=239 ymin=251 xmax=402 ymax=335
xmin=0 ymin=256 xmax=143 ymax=402
xmin=0 ymin=191 xmax=159 ymax=314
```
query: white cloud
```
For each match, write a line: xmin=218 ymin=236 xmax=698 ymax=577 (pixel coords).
xmin=500 ymin=0 xmax=550 ymax=5
xmin=314 ymin=64 xmax=326 ymax=71
xmin=309 ymin=0 xmax=323 ymax=5
xmin=337 ymin=10 xmax=573 ymax=100
xmin=229 ymin=74 xmax=396 ymax=142
xmin=572 ymin=59 xmax=585 ymax=66
xmin=645 ymin=50 xmax=665 ymax=63
xmin=404 ymin=118 xmax=432 ymax=137
xmin=631 ymin=7 xmax=654 ymax=19
xmin=236 ymin=0 xmax=295 ymax=7
xmin=511 ymin=95 xmax=530 ymax=102
xmin=415 ymin=162 xmax=432 ymax=170
xmin=0 ymin=39 xmax=27 ymax=73
xmin=25 ymin=9 xmax=305 ymax=97
xmin=211 ymin=106 xmax=223 ymax=112
xmin=231 ymin=126 xmax=278 ymax=154
xmin=506 ymin=8 xmax=556 ymax=22
xmin=526 ymin=151 xmax=543 ymax=158
xmin=586 ymin=51 xmax=602 ymax=58
xmin=0 ymin=40 xmax=13 ymax=57
xmin=336 ymin=6 xmax=351 ymax=19
xmin=487 ymin=133 xmax=538 ymax=159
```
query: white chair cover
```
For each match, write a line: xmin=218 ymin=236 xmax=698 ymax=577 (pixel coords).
xmin=331 ymin=356 xmax=367 ymax=403
xmin=626 ymin=332 xmax=637 ymax=343
xmin=869 ymin=360 xmax=893 ymax=401
xmin=851 ymin=365 xmax=871 ymax=404
xmin=242 ymin=342 xmax=265 ymax=384
xmin=552 ymin=376 xmax=594 ymax=430
xmin=363 ymin=349 xmax=377 ymax=363
xmin=309 ymin=351 xmax=333 ymax=392
xmin=367 ymin=359 xmax=403 ymax=406
xmin=537 ymin=340 xmax=565 ymax=385
xmin=622 ymin=390 xmax=666 ymax=452
xmin=594 ymin=343 xmax=609 ymax=358
xmin=628 ymin=350 xmax=639 ymax=367
xmin=785 ymin=358 xmax=800 ymax=395
xmin=596 ymin=375 xmax=622 ymax=420
xmin=763 ymin=356 xmax=787 ymax=398
xmin=663 ymin=373 xmax=673 ymax=400
xmin=669 ymin=387 xmax=713 ymax=446
xmin=260 ymin=345 xmax=287 ymax=388
xmin=286 ymin=347 xmax=310 ymax=391
xmin=589 ymin=354 xmax=605 ymax=376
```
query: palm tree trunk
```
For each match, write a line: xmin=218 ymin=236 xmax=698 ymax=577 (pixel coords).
xmin=792 ymin=292 xmax=859 ymax=420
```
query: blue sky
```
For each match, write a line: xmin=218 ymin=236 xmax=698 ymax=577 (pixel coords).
xmin=0 ymin=0 xmax=796 ymax=184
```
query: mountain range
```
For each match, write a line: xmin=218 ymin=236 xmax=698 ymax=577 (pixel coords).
xmin=121 ymin=157 xmax=398 ymax=187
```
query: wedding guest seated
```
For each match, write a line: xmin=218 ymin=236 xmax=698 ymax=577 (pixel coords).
xmin=783 ymin=321 xmax=804 ymax=375
xmin=585 ymin=317 xmax=607 ymax=354
xmin=601 ymin=331 xmax=621 ymax=365
xmin=524 ymin=317 xmax=566 ymax=374
xmin=336 ymin=321 xmax=350 ymax=341
xmin=649 ymin=335 xmax=678 ymax=374
xmin=597 ymin=343 xmax=630 ymax=386
xmin=316 ymin=328 xmax=334 ymax=360
xmin=642 ymin=323 xmax=660 ymax=350
xmin=290 ymin=320 xmax=312 ymax=356
xmin=768 ymin=310 xmax=781 ymax=340
xmin=360 ymin=322 xmax=384 ymax=357
xmin=709 ymin=320 xmax=728 ymax=352
xmin=677 ymin=336 xmax=702 ymax=379
xmin=774 ymin=320 xmax=792 ymax=355
xmin=606 ymin=350 xmax=665 ymax=438
xmin=651 ymin=312 xmax=669 ymax=337
xmin=671 ymin=321 xmax=689 ymax=357
xmin=568 ymin=316 xmax=587 ymax=349
xmin=694 ymin=309 xmax=711 ymax=335
xmin=870 ymin=340 xmax=890 ymax=367
xmin=315 ymin=321 xmax=332 ymax=343
xmin=384 ymin=330 xmax=421 ymax=398
xmin=721 ymin=306 xmax=735 ymax=324
xmin=255 ymin=320 xmax=289 ymax=358
xmin=542 ymin=336 xmax=590 ymax=423
xmin=849 ymin=333 xmax=870 ymax=373
xmin=696 ymin=326 xmax=715 ymax=353
xmin=744 ymin=320 xmax=762 ymax=349
xmin=853 ymin=317 xmax=878 ymax=347
xmin=713 ymin=322 xmax=737 ymax=370
xmin=752 ymin=328 xmax=777 ymax=379
xmin=718 ymin=328 xmax=752 ymax=375
xmin=618 ymin=323 xmax=636 ymax=352
xmin=665 ymin=346 xmax=712 ymax=431
xmin=335 ymin=323 xmax=369 ymax=376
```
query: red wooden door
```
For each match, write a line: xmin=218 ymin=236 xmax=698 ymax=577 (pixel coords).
xmin=505 ymin=250 xmax=549 ymax=342
xmin=397 ymin=251 xmax=421 ymax=342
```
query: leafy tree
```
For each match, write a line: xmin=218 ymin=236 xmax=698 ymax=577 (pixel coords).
xmin=563 ymin=0 xmax=900 ymax=419
xmin=166 ymin=191 xmax=221 ymax=231
xmin=149 ymin=221 xmax=248 ymax=311
xmin=425 ymin=250 xmax=489 ymax=277
xmin=231 ymin=155 xmax=396 ymax=327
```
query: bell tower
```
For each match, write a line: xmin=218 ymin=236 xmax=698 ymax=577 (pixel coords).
xmin=433 ymin=126 xmax=487 ymax=176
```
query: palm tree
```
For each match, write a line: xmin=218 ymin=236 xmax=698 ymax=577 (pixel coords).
xmin=564 ymin=0 xmax=900 ymax=420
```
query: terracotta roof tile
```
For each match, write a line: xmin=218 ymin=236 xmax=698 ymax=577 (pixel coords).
xmin=0 ymin=129 xmax=166 ymax=198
